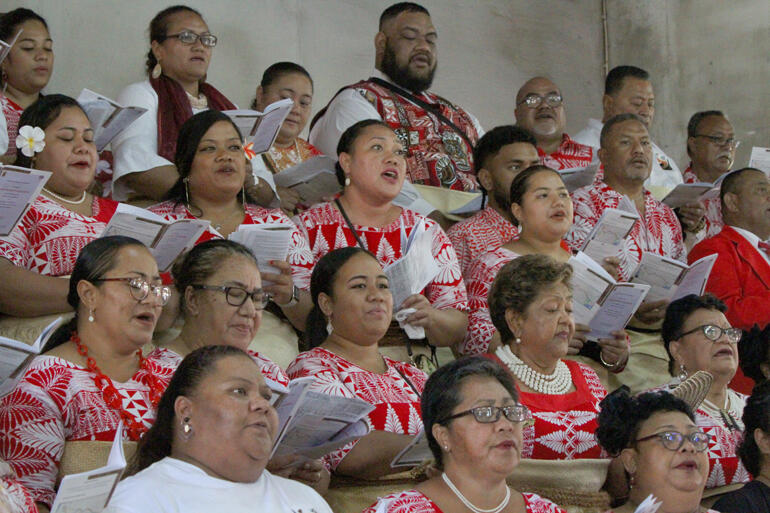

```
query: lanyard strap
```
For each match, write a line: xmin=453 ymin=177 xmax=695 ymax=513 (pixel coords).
xmin=335 ymin=198 xmax=367 ymax=249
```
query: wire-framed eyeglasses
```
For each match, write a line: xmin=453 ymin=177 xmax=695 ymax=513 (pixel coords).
xmin=440 ymin=404 xmax=533 ymax=425
xmin=635 ymin=430 xmax=711 ymax=452
xmin=678 ymin=324 xmax=742 ymax=344
xmin=192 ymin=284 xmax=270 ymax=309
xmin=92 ymin=277 xmax=171 ymax=305
xmin=517 ymin=93 xmax=563 ymax=109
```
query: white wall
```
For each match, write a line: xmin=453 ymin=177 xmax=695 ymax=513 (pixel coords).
xmin=12 ymin=0 xmax=605 ymax=138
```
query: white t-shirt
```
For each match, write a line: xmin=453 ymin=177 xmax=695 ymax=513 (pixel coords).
xmin=573 ymin=117 xmax=683 ymax=199
xmin=104 ymin=457 xmax=332 ymax=513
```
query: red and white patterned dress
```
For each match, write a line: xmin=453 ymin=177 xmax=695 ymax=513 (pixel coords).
xmin=695 ymin=404 xmax=750 ymax=489
xmin=1 ymin=95 xmax=23 ymax=157
xmin=286 ymin=347 xmax=426 ymax=470
xmin=683 ymin=166 xmax=723 ymax=243
xmin=296 ymin=202 xmax=468 ymax=312
xmin=566 ymin=181 xmax=685 ymax=282
xmin=539 ymin=134 xmax=595 ymax=171
xmin=363 ymin=489 xmax=567 ymax=513
xmin=148 ymin=201 xmax=313 ymax=290
xmin=446 ymin=206 xmax=519 ymax=279
xmin=0 ymin=347 xmax=178 ymax=506
xmin=0 ymin=195 xmax=119 ymax=276
xmin=0 ymin=476 xmax=36 ymax=513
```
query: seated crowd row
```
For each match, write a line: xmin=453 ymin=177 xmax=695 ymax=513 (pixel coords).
xmin=0 ymin=3 xmax=768 ymax=513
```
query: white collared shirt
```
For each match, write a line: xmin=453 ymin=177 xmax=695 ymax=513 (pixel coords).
xmin=729 ymin=225 xmax=770 ymax=267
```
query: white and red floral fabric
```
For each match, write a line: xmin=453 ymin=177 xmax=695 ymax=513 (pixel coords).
xmin=566 ymin=181 xmax=685 ymax=281
xmin=1 ymin=95 xmax=23 ymax=157
xmin=446 ymin=206 xmax=519 ymax=279
xmin=0 ymin=476 xmax=36 ymax=513
xmin=695 ymin=405 xmax=750 ymax=489
xmin=286 ymin=347 xmax=426 ymax=470
xmin=538 ymin=134 xmax=595 ymax=171
xmin=683 ymin=166 xmax=724 ymax=243
xmin=296 ymin=202 xmax=467 ymax=311
xmin=362 ymin=490 xmax=567 ymax=513
xmin=0 ymin=348 xmax=178 ymax=506
xmin=0 ymin=195 xmax=118 ymax=276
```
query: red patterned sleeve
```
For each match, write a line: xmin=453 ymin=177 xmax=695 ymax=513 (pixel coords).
xmin=0 ymin=475 xmax=37 ymax=513
xmin=565 ymin=187 xmax=599 ymax=253
xmin=424 ymin=221 xmax=468 ymax=311
xmin=0 ymin=202 xmax=36 ymax=268
xmin=461 ymin=254 xmax=499 ymax=355
xmin=286 ymin=221 xmax=314 ymax=291
xmin=250 ymin=351 xmax=290 ymax=387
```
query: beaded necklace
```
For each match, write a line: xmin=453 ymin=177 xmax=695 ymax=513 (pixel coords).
xmin=71 ymin=332 xmax=163 ymax=440
xmin=496 ymin=345 xmax=572 ymax=395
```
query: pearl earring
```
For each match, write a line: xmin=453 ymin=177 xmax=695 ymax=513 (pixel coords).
xmin=678 ymin=364 xmax=688 ymax=381
xmin=88 ymin=309 xmax=95 ymax=323
xmin=344 ymin=176 xmax=351 ymax=187
xmin=152 ymin=62 xmax=162 ymax=79
xmin=182 ymin=417 xmax=192 ymax=439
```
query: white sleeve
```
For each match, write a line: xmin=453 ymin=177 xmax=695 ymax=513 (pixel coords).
xmin=250 ymin=155 xmax=278 ymax=195
xmin=111 ymin=81 xmax=173 ymax=201
xmin=308 ymin=88 xmax=382 ymax=157
xmin=0 ymin=106 xmax=7 ymax=155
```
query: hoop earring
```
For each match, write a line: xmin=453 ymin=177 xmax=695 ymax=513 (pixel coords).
xmin=152 ymin=62 xmax=162 ymax=79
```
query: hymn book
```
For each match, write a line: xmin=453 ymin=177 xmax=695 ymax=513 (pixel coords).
xmin=51 ymin=423 xmax=126 ymax=513
xmin=391 ymin=430 xmax=432 ymax=468
xmin=0 ymin=317 xmax=63 ymax=398
xmin=559 ymin=161 xmax=600 ymax=192
xmin=383 ymin=220 xmax=440 ymax=310
xmin=223 ymin=98 xmax=293 ymax=155
xmin=580 ymin=207 xmax=640 ymax=264
xmin=661 ymin=182 xmax=716 ymax=209
xmin=77 ymin=89 xmax=148 ymax=151
xmin=0 ymin=164 xmax=51 ymax=236
xmin=272 ymin=156 xmax=340 ymax=206
xmin=228 ymin=224 xmax=293 ymax=281
xmin=101 ymin=204 xmax=209 ymax=271
xmin=631 ymin=253 xmax=718 ymax=303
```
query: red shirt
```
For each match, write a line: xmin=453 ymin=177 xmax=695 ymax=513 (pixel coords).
xmin=446 ymin=206 xmax=519 ymax=279
xmin=538 ymin=134 xmax=595 ymax=171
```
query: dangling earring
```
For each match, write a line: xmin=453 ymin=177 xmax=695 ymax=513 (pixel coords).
xmin=182 ymin=417 xmax=193 ymax=440
xmin=152 ymin=62 xmax=162 ymax=79
xmin=678 ymin=364 xmax=688 ymax=381
xmin=515 ymin=336 xmax=521 ymax=344
xmin=88 ymin=308 xmax=95 ymax=323
xmin=344 ymin=176 xmax=351 ymax=187
xmin=326 ymin=317 xmax=333 ymax=335
xmin=241 ymin=187 xmax=247 ymax=205
xmin=183 ymin=177 xmax=191 ymax=206
xmin=629 ymin=473 xmax=636 ymax=489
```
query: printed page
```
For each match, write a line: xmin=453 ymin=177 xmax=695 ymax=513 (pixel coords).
xmin=151 ymin=219 xmax=209 ymax=271
xmin=77 ymin=89 xmax=147 ymax=151
xmin=0 ymin=317 xmax=62 ymax=398
xmin=384 ymin=225 xmax=440 ymax=309
xmin=100 ymin=203 xmax=167 ymax=247
xmin=391 ymin=430 xmax=432 ymax=467
xmin=50 ymin=423 xmax=126 ymax=513
xmin=672 ymin=253 xmax=717 ymax=301
xmin=228 ymin=224 xmax=293 ymax=278
xmin=568 ymin=252 xmax=615 ymax=326
xmin=0 ymin=165 xmax=51 ymax=236
xmin=273 ymin=156 xmax=340 ymax=205
xmin=661 ymin=183 xmax=714 ymax=209
xmin=581 ymin=208 xmax=639 ymax=264
xmin=588 ymin=283 xmax=650 ymax=340
xmin=224 ymin=98 xmax=293 ymax=154
xmin=559 ymin=161 xmax=600 ymax=192
xmin=631 ymin=252 xmax=688 ymax=303
xmin=749 ymin=147 xmax=770 ymax=174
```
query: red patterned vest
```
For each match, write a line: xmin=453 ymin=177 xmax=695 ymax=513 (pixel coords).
xmin=351 ymin=79 xmax=480 ymax=191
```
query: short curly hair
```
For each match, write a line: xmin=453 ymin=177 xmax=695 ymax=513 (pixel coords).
xmin=661 ymin=294 xmax=727 ymax=375
xmin=488 ymin=254 xmax=572 ymax=343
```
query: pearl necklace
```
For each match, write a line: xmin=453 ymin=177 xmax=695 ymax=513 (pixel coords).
xmin=496 ymin=345 xmax=572 ymax=394
xmin=442 ymin=472 xmax=510 ymax=513
xmin=43 ymin=187 xmax=87 ymax=205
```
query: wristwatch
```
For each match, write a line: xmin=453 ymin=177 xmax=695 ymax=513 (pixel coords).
xmin=276 ymin=284 xmax=299 ymax=307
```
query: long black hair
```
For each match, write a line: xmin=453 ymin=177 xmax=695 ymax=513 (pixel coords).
xmin=15 ymin=95 xmax=87 ymax=168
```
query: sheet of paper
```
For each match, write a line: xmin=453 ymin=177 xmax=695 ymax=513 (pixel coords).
xmin=559 ymin=161 xmax=600 ymax=192
xmin=749 ymin=147 xmax=770 ymax=174
xmin=101 ymin=203 xmax=167 ymax=247
xmin=661 ymin=182 xmax=714 ymax=209
xmin=77 ymin=89 xmax=147 ymax=151
xmin=391 ymin=430 xmax=432 ymax=468
xmin=581 ymin=208 xmax=639 ymax=264
xmin=588 ymin=283 xmax=650 ymax=340
xmin=50 ymin=423 xmax=126 ymax=513
xmin=0 ymin=30 xmax=21 ymax=66
xmin=151 ymin=219 xmax=208 ymax=271
xmin=384 ymin=224 xmax=441 ymax=309
xmin=224 ymin=98 xmax=293 ymax=154
xmin=631 ymin=252 xmax=688 ymax=303
xmin=272 ymin=156 xmax=340 ymax=205
xmin=448 ymin=192 xmax=483 ymax=214
xmin=228 ymin=224 xmax=293 ymax=278
xmin=672 ymin=253 xmax=718 ymax=301
xmin=0 ymin=317 xmax=63 ymax=398
xmin=0 ymin=165 xmax=52 ymax=236
xmin=568 ymin=252 xmax=616 ymax=326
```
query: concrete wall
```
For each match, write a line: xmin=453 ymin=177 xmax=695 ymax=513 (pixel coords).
xmin=11 ymin=0 xmax=604 ymax=138
xmin=605 ymin=0 xmax=770 ymax=168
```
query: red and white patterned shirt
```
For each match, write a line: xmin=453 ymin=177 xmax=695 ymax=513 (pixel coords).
xmin=566 ymin=181 xmax=685 ymax=282
xmin=148 ymin=201 xmax=314 ymax=290
xmin=296 ymin=202 xmax=468 ymax=311
xmin=0 ymin=195 xmax=119 ymax=276
xmin=446 ymin=206 xmax=518 ymax=279
xmin=0 ymin=347 xmax=178 ymax=506
xmin=286 ymin=347 xmax=426 ymax=470
xmin=683 ymin=165 xmax=724 ymax=243
xmin=363 ymin=490 xmax=566 ymax=513
xmin=1 ymin=95 xmax=23 ymax=157
xmin=0 ymin=476 xmax=36 ymax=513
xmin=695 ymin=403 xmax=750 ymax=489
xmin=539 ymin=134 xmax=595 ymax=171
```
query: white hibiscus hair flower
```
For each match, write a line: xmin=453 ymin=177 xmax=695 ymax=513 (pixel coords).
xmin=15 ymin=125 xmax=46 ymax=158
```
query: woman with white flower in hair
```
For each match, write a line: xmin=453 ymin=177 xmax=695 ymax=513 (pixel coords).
xmin=0 ymin=94 xmax=120 ymax=317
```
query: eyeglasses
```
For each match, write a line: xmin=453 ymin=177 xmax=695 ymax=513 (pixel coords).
xmin=93 ymin=277 xmax=171 ymax=305
xmin=440 ymin=404 xmax=533 ymax=425
xmin=192 ymin=284 xmax=270 ymax=309
xmin=693 ymin=134 xmax=738 ymax=147
xmin=678 ymin=324 xmax=742 ymax=344
xmin=517 ymin=93 xmax=563 ymax=109
xmin=162 ymin=30 xmax=217 ymax=47
xmin=635 ymin=430 xmax=711 ymax=452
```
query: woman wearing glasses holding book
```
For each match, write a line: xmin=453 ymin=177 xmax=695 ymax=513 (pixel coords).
xmin=661 ymin=294 xmax=749 ymax=492
xmin=363 ymin=356 xmax=566 ymax=513
xmin=0 ymin=236 xmax=178 ymax=511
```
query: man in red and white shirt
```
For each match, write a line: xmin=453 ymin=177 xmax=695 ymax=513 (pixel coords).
xmin=447 ymin=125 xmax=540 ymax=277
xmin=514 ymin=77 xmax=595 ymax=172
xmin=682 ymin=110 xmax=737 ymax=244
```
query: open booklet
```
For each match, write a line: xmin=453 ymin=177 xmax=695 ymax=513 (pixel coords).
xmin=50 ymin=422 xmax=126 ymax=513
xmin=661 ymin=182 xmax=716 ymax=209
xmin=559 ymin=160 xmax=601 ymax=192
xmin=77 ymin=89 xmax=148 ymax=151
xmin=568 ymin=251 xmax=650 ymax=341
xmin=100 ymin=203 xmax=209 ymax=271
xmin=0 ymin=164 xmax=52 ymax=236
xmin=631 ymin=253 xmax=718 ymax=303
xmin=267 ymin=377 xmax=374 ymax=462
xmin=228 ymin=224 xmax=293 ymax=280
xmin=580 ymin=205 xmax=639 ymax=264
xmin=383 ymin=220 xmax=440 ymax=310
xmin=0 ymin=317 xmax=64 ymax=398
xmin=223 ymin=98 xmax=293 ymax=155
xmin=391 ymin=429 xmax=432 ymax=468
xmin=272 ymin=156 xmax=340 ymax=206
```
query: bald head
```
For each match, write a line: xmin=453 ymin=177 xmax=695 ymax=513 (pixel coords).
xmin=514 ymin=77 xmax=566 ymax=146
xmin=720 ymin=168 xmax=770 ymax=238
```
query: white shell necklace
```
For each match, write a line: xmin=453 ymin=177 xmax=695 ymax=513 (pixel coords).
xmin=442 ymin=472 xmax=510 ymax=513
xmin=42 ymin=187 xmax=87 ymax=205
xmin=496 ymin=345 xmax=572 ymax=395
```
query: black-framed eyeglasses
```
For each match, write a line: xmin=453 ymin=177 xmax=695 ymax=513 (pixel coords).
xmin=192 ymin=284 xmax=270 ymax=309
xmin=517 ymin=93 xmax=563 ymax=109
xmin=678 ymin=324 xmax=742 ymax=344
xmin=93 ymin=277 xmax=171 ymax=305
xmin=440 ymin=404 xmax=533 ymax=425
xmin=635 ymin=430 xmax=711 ymax=452
xmin=693 ymin=134 xmax=738 ymax=147
xmin=161 ymin=30 xmax=217 ymax=47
